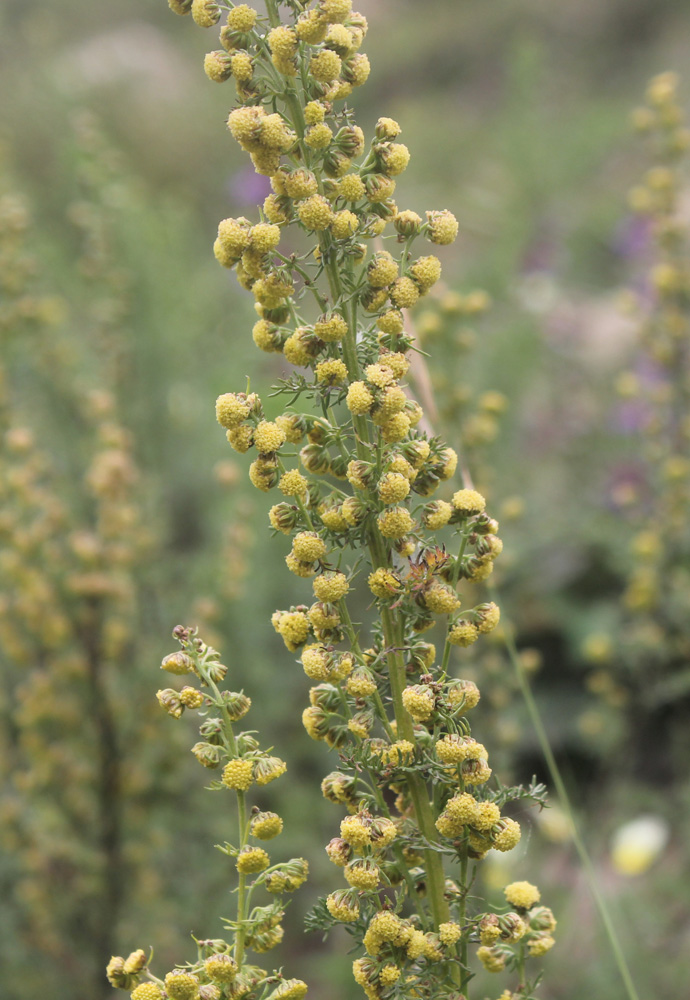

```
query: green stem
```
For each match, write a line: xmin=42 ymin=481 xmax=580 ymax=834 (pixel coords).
xmin=495 ymin=592 xmax=640 ymax=1000
xmin=235 ymin=792 xmax=248 ymax=968
xmin=458 ymin=837 xmax=469 ymax=993
xmin=516 ymin=941 xmax=526 ymax=996
xmin=378 ymin=605 xmax=450 ymax=930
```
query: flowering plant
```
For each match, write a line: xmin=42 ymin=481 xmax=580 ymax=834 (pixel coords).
xmin=109 ymin=3 xmax=559 ymax=999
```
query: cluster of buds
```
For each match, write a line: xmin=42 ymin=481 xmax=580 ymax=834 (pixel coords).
xmin=109 ymin=625 xmax=308 ymax=999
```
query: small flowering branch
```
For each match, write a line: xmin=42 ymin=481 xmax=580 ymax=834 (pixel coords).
xmin=164 ymin=2 xmax=557 ymax=999
xmin=106 ymin=626 xmax=308 ymax=1000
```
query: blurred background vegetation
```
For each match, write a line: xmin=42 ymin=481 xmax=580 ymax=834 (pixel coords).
xmin=1 ymin=1 xmax=689 ymax=998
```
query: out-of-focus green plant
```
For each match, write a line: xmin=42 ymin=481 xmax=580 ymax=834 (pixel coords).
xmin=0 ymin=134 xmax=184 ymax=1000
xmin=412 ymin=289 xmax=507 ymax=489
xmin=581 ymin=72 xmax=690 ymax=764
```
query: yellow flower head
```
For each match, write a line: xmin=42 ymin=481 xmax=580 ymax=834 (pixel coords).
xmin=474 ymin=801 xmax=501 ymax=832
xmin=376 ymin=311 xmax=403 ymax=337
xmin=340 ymin=814 xmax=372 ymax=850
xmin=230 ymin=51 xmax=253 ymax=82
xmin=475 ymin=601 xmax=501 ymax=634
xmin=236 ymin=846 xmax=270 ymax=873
xmin=249 ymin=222 xmax=281 ymax=254
xmin=346 ymin=381 xmax=375 ymax=415
xmin=339 ymin=173 xmax=366 ymax=201
xmin=327 ymin=890 xmax=360 ymax=922
xmin=365 ymin=362 xmax=395 ymax=389
xmin=342 ymin=667 xmax=375 ymax=699
xmin=273 ymin=609 xmax=310 ymax=650
xmin=439 ymin=922 xmax=462 ymax=947
xmin=268 ymin=25 xmax=298 ymax=59
xmin=376 ymin=117 xmax=402 ymax=139
xmin=191 ymin=0 xmax=220 ymax=28
xmin=310 ymin=49 xmax=342 ymax=83
xmin=222 ymin=758 xmax=253 ymax=791
xmin=273 ymin=981 xmax=308 ymax=1000
xmin=423 ymin=582 xmax=461 ymax=615
xmin=381 ymin=142 xmax=410 ymax=176
xmin=249 ymin=810 xmax=283 ymax=841
xmin=252 ymin=319 xmax=282 ymax=353
xmin=504 ymin=880 xmax=541 ymax=910
xmin=331 ymin=209 xmax=359 ymax=240
xmin=377 ymin=506 xmax=414 ymax=539
xmin=292 ymin=531 xmax=328 ymax=562
xmin=277 ymin=469 xmax=308 ymax=499
xmin=410 ymin=255 xmax=442 ymax=292
xmin=215 ymin=392 xmax=251 ymax=429
xmin=377 ymin=472 xmax=410 ymax=505
xmin=301 ymin=643 xmax=332 ymax=681
xmin=528 ymin=933 xmax=556 ymax=957
xmin=367 ymin=567 xmax=402 ymax=600
xmin=204 ymin=954 xmax=238 ymax=983
xmin=367 ymin=251 xmax=399 ymax=289
xmin=313 ymin=571 xmax=349 ymax=603
xmin=402 ymin=684 xmax=435 ymax=721
xmin=426 ymin=209 xmax=459 ymax=245
xmin=493 ymin=817 xmax=522 ymax=852
xmin=131 ymin=987 xmax=163 ymax=1000
xmin=345 ymin=858 xmax=381 ymax=890
xmin=296 ymin=10 xmax=329 ymax=44
xmin=476 ymin=945 xmax=505 ymax=973
xmin=389 ymin=276 xmax=420 ymax=309
xmin=451 ymin=488 xmax=486 ymax=516
xmin=226 ymin=4 xmax=257 ymax=32
xmin=204 ymin=50 xmax=233 ymax=82
xmin=296 ymin=194 xmax=334 ymax=231
xmin=254 ymin=420 xmax=286 ymax=455
xmin=314 ymin=312 xmax=348 ymax=342
xmin=379 ymin=964 xmax=400 ymax=986
xmin=448 ymin=680 xmax=480 ymax=714
xmin=321 ymin=0 xmax=353 ymax=23
xmin=254 ymin=756 xmax=287 ymax=785
xmin=305 ymin=100 xmax=327 ymax=124
xmin=165 ymin=972 xmax=200 ymax=1000
xmin=448 ymin=620 xmax=479 ymax=647
xmin=305 ymin=122 xmax=334 ymax=149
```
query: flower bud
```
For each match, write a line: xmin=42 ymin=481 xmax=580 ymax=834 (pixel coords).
xmin=206 ymin=660 xmax=228 ymax=683
xmin=161 ymin=651 xmax=195 ymax=675
xmin=254 ymin=755 xmax=287 ymax=785
xmin=199 ymin=716 xmax=223 ymax=743
xmin=157 ymin=688 xmax=184 ymax=719
xmin=300 ymin=443 xmax=331 ymax=474
xmin=191 ymin=742 xmax=223 ymax=768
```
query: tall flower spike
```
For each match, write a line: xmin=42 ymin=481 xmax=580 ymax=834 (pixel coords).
xmin=163 ymin=3 xmax=554 ymax=999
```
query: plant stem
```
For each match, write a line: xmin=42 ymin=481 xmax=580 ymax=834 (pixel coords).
xmin=377 ymin=605 xmax=450 ymax=930
xmin=235 ymin=790 xmax=248 ymax=968
xmin=458 ymin=836 xmax=470 ymax=995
